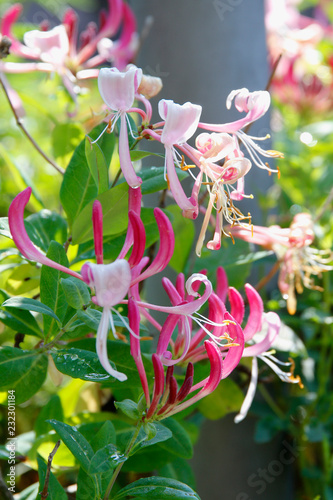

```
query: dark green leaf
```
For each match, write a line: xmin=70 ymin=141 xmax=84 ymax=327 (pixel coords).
xmin=60 ymin=276 xmax=91 ymax=310
xmin=198 ymin=378 xmax=244 ymax=420
xmin=90 ymin=420 xmax=117 ymax=452
xmin=167 ymin=205 xmax=195 ymax=273
xmin=71 ymin=182 xmax=129 ymax=244
xmin=26 ymin=211 xmax=68 ymax=252
xmin=136 ymin=167 xmax=188 ymax=195
xmin=159 ymin=457 xmax=196 ymax=491
xmin=129 ymin=422 xmax=173 ymax=456
xmin=158 ymin=418 xmax=193 ymax=459
xmin=2 ymin=297 xmax=61 ymax=323
xmin=114 ymin=399 xmax=140 ymax=420
xmin=47 ymin=419 xmax=93 ymax=472
xmin=40 ymin=242 xmax=69 ymax=337
xmin=85 ymin=137 xmax=109 ymax=194
xmin=35 ymin=395 xmax=64 ymax=437
xmin=88 ymin=444 xmax=127 ymax=474
xmin=37 ymin=455 xmax=67 ymax=500
xmin=51 ymin=348 xmax=114 ymax=382
xmin=0 ymin=308 xmax=42 ymax=337
xmin=129 ymin=151 xmax=163 ymax=161
xmin=113 ymin=476 xmax=201 ymax=500
xmin=0 ymin=347 xmax=48 ymax=404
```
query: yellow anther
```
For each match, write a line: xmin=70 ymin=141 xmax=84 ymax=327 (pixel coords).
xmin=266 ymin=150 xmax=284 ymax=159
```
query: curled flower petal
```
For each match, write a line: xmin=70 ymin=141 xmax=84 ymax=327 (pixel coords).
xmin=127 ymin=211 xmax=146 ymax=267
xmin=8 ymin=188 xmax=82 ymax=280
xmin=243 ymin=284 xmax=264 ymax=342
xmin=118 ymin=186 xmax=142 ymax=259
xmin=228 ymin=287 xmax=245 ymax=325
xmin=243 ymin=312 xmax=280 ymax=357
xmin=131 ymin=207 xmax=174 ymax=285
xmin=216 ymin=266 xmax=228 ymax=304
xmin=1 ymin=4 xmax=39 ymax=59
xmin=147 ymin=354 xmax=165 ymax=418
xmin=96 ymin=308 xmax=127 ymax=381
xmin=234 ymin=357 xmax=258 ymax=423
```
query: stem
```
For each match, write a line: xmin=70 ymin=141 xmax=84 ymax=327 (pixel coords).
xmin=39 ymin=441 xmax=61 ymax=499
xmin=44 ymin=313 xmax=78 ymax=347
xmin=258 ymin=384 xmax=285 ymax=420
xmin=255 ymin=260 xmax=280 ymax=292
xmin=103 ymin=423 xmax=142 ymax=500
xmin=0 ymin=75 xmax=65 ymax=175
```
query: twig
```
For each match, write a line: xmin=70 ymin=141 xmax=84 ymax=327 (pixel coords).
xmin=314 ymin=185 xmax=333 ymax=223
xmin=243 ymin=53 xmax=282 ymax=135
xmin=255 ymin=260 xmax=281 ymax=293
xmin=0 ymin=76 xmax=64 ymax=175
xmin=39 ymin=440 xmax=61 ymax=499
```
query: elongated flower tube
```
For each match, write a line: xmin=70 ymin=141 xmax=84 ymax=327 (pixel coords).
xmin=158 ymin=99 xmax=202 ymax=218
xmin=98 ymin=66 xmax=142 ymax=188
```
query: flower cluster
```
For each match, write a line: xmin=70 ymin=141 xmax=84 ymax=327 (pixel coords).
xmin=96 ymin=66 xmax=283 ymax=256
xmin=230 ymin=213 xmax=333 ymax=314
xmin=0 ymin=0 xmax=137 ymax=112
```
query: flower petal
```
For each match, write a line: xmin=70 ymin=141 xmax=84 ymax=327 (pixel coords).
xmin=8 ymin=188 xmax=82 ymax=280
xmin=96 ymin=308 xmax=127 ymax=381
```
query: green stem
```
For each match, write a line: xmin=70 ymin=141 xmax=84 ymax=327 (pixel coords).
xmin=258 ymin=384 xmax=285 ymax=420
xmin=43 ymin=313 xmax=78 ymax=348
xmin=103 ymin=422 xmax=143 ymax=500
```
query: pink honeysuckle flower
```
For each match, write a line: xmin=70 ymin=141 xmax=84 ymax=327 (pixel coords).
xmin=180 ymin=266 xmax=302 ymax=422
xmin=198 ymin=88 xmax=283 ymax=173
xmin=230 ymin=213 xmax=333 ymax=315
xmin=98 ymin=65 xmax=143 ymax=188
xmin=0 ymin=1 xmax=138 ymax=106
xmin=8 ymin=186 xmax=217 ymax=384
xmin=158 ymin=99 xmax=202 ymax=218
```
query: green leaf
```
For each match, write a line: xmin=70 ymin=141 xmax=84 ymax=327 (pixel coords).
xmin=159 ymin=457 xmax=196 ymax=491
xmin=114 ymin=399 xmax=140 ymax=420
xmin=0 ymin=306 xmax=42 ymax=337
xmin=60 ymin=124 xmax=115 ymax=227
xmin=71 ymin=182 xmax=129 ymax=244
xmin=167 ymin=205 xmax=195 ymax=273
xmin=51 ymin=348 xmax=114 ymax=382
xmin=158 ymin=418 xmax=193 ymax=459
xmin=113 ymin=476 xmax=201 ymax=500
xmin=198 ymin=378 xmax=244 ymax=420
xmin=90 ymin=420 xmax=117 ymax=452
xmin=129 ymin=422 xmax=173 ymax=456
xmin=88 ymin=443 xmax=127 ymax=474
xmin=60 ymin=277 xmax=90 ymax=310
xmin=136 ymin=167 xmax=188 ymax=195
xmin=52 ymin=123 xmax=85 ymax=164
xmin=2 ymin=297 xmax=61 ymax=323
xmin=76 ymin=468 xmax=101 ymax=500
xmin=37 ymin=455 xmax=67 ymax=500
xmin=47 ymin=419 xmax=93 ymax=472
xmin=26 ymin=211 xmax=68 ymax=252
xmin=40 ymin=242 xmax=69 ymax=338
xmin=35 ymin=395 xmax=64 ymax=437
xmin=72 ymin=338 xmax=153 ymax=390
xmin=0 ymin=347 xmax=48 ymax=404
xmin=129 ymin=150 xmax=163 ymax=162
xmin=85 ymin=137 xmax=109 ymax=194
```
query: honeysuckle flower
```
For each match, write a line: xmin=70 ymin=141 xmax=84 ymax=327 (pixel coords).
xmin=230 ymin=213 xmax=333 ymax=314
xmin=98 ymin=66 xmax=143 ymax=188
xmin=158 ymin=99 xmax=202 ymax=218
xmin=180 ymin=266 xmax=302 ymax=422
xmin=198 ymin=88 xmax=283 ymax=175
xmin=8 ymin=186 xmax=217 ymax=385
xmin=0 ymin=1 xmax=138 ymax=106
